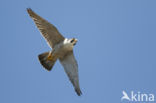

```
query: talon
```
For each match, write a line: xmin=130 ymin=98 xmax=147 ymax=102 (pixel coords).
xmin=47 ymin=55 xmax=53 ymax=61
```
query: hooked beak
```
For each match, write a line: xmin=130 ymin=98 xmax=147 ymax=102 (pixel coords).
xmin=73 ymin=39 xmax=78 ymax=45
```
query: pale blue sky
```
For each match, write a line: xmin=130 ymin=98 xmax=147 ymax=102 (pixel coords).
xmin=0 ymin=0 xmax=156 ymax=103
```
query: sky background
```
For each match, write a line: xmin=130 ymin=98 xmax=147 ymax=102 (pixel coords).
xmin=0 ymin=0 xmax=156 ymax=103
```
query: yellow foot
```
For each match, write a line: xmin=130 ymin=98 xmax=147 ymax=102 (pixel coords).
xmin=47 ymin=55 xmax=53 ymax=61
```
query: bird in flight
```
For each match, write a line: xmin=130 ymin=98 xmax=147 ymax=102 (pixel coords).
xmin=27 ymin=8 xmax=82 ymax=96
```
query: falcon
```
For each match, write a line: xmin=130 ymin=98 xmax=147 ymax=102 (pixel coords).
xmin=27 ymin=8 xmax=82 ymax=96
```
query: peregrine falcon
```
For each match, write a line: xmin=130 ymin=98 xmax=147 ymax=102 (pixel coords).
xmin=27 ymin=8 xmax=82 ymax=96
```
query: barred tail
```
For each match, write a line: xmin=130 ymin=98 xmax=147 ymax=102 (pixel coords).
xmin=38 ymin=52 xmax=57 ymax=71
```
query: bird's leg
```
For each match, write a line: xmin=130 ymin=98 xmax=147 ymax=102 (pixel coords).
xmin=47 ymin=52 xmax=53 ymax=61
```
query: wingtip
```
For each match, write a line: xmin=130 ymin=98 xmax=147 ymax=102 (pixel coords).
xmin=27 ymin=8 xmax=33 ymax=14
xmin=75 ymin=88 xmax=82 ymax=96
xmin=26 ymin=8 xmax=32 ymax=11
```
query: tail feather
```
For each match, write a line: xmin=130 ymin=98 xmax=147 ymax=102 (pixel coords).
xmin=38 ymin=52 xmax=57 ymax=71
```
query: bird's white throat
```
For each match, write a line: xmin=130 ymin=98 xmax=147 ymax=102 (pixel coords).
xmin=63 ymin=38 xmax=74 ymax=50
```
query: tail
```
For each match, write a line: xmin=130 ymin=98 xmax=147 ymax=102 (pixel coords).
xmin=38 ymin=52 xmax=57 ymax=71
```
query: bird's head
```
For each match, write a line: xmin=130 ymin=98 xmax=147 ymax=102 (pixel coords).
xmin=69 ymin=38 xmax=78 ymax=46
xmin=63 ymin=38 xmax=78 ymax=50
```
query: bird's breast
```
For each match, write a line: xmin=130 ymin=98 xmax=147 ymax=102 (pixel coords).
xmin=53 ymin=43 xmax=73 ymax=58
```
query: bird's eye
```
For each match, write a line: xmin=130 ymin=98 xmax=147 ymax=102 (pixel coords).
xmin=71 ymin=39 xmax=74 ymax=43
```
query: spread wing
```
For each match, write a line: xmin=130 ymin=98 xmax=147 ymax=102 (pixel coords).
xmin=59 ymin=51 xmax=82 ymax=96
xmin=27 ymin=8 xmax=64 ymax=48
